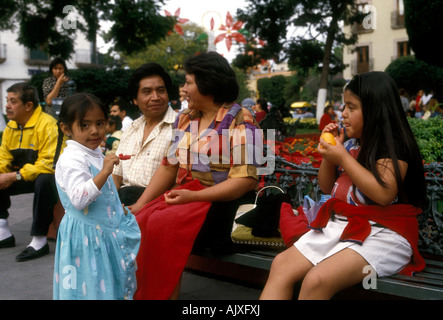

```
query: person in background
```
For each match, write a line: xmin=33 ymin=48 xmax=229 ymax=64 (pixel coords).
xmin=318 ymin=105 xmax=337 ymax=131
xmin=399 ymin=88 xmax=410 ymax=113
xmin=42 ymin=57 xmax=76 ymax=112
xmin=0 ymin=82 xmax=59 ymax=261
xmin=252 ymin=98 xmax=268 ymax=123
xmin=0 ymin=112 xmax=6 ymax=132
xmin=414 ymin=89 xmax=424 ymax=118
xmin=104 ymin=115 xmax=123 ymax=155
xmin=178 ymin=83 xmax=188 ymax=112
xmin=109 ymin=99 xmax=134 ymax=132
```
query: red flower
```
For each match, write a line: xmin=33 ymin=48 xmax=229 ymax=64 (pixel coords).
xmin=214 ymin=12 xmax=246 ymax=51
xmin=165 ymin=8 xmax=189 ymax=35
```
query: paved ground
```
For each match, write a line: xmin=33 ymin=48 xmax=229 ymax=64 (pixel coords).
xmin=0 ymin=193 xmax=262 ymax=300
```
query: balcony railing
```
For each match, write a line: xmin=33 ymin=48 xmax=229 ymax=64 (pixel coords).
xmin=75 ymin=49 xmax=103 ymax=67
xmin=391 ymin=11 xmax=405 ymax=29
xmin=24 ymin=48 xmax=51 ymax=66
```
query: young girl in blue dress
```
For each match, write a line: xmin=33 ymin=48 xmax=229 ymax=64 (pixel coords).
xmin=52 ymin=93 xmax=140 ymax=300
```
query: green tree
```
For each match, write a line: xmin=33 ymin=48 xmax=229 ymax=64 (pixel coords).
xmin=257 ymin=75 xmax=287 ymax=109
xmin=385 ymin=56 xmax=443 ymax=95
xmin=404 ymin=0 xmax=443 ymax=68
xmin=0 ymin=0 xmax=18 ymax=30
xmin=16 ymin=0 xmax=76 ymax=59
xmin=124 ymin=23 xmax=208 ymax=71
xmin=237 ymin=0 xmax=361 ymax=120
xmin=104 ymin=0 xmax=174 ymax=56
xmin=0 ymin=0 xmax=173 ymax=60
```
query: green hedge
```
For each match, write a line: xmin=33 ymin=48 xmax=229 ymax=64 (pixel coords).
xmin=408 ymin=117 xmax=443 ymax=163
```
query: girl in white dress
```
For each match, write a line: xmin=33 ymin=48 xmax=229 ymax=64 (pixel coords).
xmin=52 ymin=93 xmax=140 ymax=300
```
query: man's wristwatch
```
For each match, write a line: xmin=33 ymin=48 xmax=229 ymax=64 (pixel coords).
xmin=16 ymin=171 xmax=22 ymax=181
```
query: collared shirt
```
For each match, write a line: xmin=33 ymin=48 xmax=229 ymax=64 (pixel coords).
xmin=121 ymin=116 xmax=133 ymax=132
xmin=113 ymin=106 xmax=176 ymax=188
xmin=163 ymin=103 xmax=261 ymax=187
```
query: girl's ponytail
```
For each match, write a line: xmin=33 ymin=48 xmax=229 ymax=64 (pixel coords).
xmin=53 ymin=123 xmax=65 ymax=169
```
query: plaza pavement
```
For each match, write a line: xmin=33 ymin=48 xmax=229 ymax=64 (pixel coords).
xmin=0 ymin=193 xmax=262 ymax=300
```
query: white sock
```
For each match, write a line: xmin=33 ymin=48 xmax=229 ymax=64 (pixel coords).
xmin=28 ymin=236 xmax=47 ymax=250
xmin=0 ymin=219 xmax=12 ymax=241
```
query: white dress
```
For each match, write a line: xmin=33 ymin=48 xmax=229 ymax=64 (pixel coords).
xmin=53 ymin=140 xmax=141 ymax=299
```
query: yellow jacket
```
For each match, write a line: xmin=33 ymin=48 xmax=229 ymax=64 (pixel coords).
xmin=0 ymin=106 xmax=59 ymax=181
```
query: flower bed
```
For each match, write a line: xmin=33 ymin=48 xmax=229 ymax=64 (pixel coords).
xmin=266 ymin=135 xmax=322 ymax=167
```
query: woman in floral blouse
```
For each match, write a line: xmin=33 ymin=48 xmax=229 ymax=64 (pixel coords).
xmin=130 ymin=52 xmax=262 ymax=300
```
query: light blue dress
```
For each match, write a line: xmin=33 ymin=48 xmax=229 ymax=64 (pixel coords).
xmin=53 ymin=163 xmax=141 ymax=300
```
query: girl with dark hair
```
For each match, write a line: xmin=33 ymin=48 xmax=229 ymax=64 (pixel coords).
xmin=53 ymin=93 xmax=140 ymax=300
xmin=261 ymin=71 xmax=427 ymax=300
xmin=42 ymin=57 xmax=76 ymax=108
xmin=130 ymin=52 xmax=261 ymax=300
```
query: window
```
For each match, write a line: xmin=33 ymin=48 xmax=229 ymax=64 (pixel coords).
xmin=397 ymin=41 xmax=410 ymax=58
xmin=393 ymin=0 xmax=405 ymax=28
xmin=357 ymin=46 xmax=370 ymax=74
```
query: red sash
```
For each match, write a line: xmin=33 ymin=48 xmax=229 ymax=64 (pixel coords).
xmin=310 ymin=198 xmax=425 ymax=275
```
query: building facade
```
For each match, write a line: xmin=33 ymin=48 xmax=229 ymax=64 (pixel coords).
xmin=0 ymin=27 xmax=98 ymax=115
xmin=342 ymin=0 xmax=409 ymax=80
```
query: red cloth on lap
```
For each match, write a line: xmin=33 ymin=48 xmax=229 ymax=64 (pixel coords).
xmin=133 ymin=179 xmax=212 ymax=300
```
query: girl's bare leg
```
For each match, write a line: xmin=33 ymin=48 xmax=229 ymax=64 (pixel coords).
xmin=298 ymin=248 xmax=369 ymax=300
xmin=260 ymin=246 xmax=314 ymax=300
xmin=169 ymin=276 xmax=182 ymax=300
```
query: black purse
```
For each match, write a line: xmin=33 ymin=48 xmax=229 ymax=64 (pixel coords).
xmin=231 ymin=186 xmax=292 ymax=247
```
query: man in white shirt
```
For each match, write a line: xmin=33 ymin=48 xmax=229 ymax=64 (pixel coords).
xmin=178 ymin=83 xmax=188 ymax=112
xmin=109 ymin=99 xmax=134 ymax=132
xmin=112 ymin=63 xmax=176 ymax=206
xmin=421 ymin=90 xmax=434 ymax=106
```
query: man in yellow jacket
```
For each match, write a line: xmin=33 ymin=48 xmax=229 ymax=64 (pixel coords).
xmin=0 ymin=82 xmax=59 ymax=261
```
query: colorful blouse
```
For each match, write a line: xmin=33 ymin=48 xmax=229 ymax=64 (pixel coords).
xmin=331 ymin=138 xmax=365 ymax=205
xmin=162 ymin=103 xmax=262 ymax=187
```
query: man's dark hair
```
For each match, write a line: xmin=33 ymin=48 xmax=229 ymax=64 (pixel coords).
xmin=7 ymin=82 xmax=39 ymax=109
xmin=111 ymin=98 xmax=131 ymax=113
xmin=127 ymin=63 xmax=172 ymax=100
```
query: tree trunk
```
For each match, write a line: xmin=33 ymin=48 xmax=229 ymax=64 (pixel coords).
xmin=316 ymin=17 xmax=337 ymax=123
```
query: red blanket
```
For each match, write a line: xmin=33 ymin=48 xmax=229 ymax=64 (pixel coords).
xmin=310 ymin=198 xmax=425 ymax=276
xmin=133 ymin=180 xmax=212 ymax=300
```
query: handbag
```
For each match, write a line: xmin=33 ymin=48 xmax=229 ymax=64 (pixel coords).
xmin=231 ymin=186 xmax=291 ymax=247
